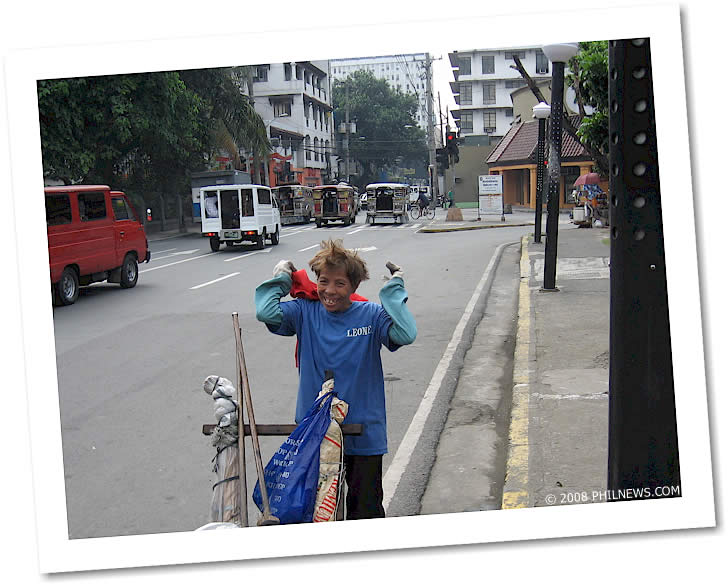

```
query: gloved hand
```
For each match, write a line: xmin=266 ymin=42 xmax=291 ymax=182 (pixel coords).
xmin=273 ymin=260 xmax=297 ymax=278
xmin=382 ymin=261 xmax=404 ymax=281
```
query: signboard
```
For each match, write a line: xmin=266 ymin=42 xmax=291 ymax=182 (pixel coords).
xmin=478 ymin=174 xmax=503 ymax=195
xmin=479 ymin=195 xmax=503 ymax=215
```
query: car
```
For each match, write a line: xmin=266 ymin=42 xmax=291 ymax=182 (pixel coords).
xmin=45 ymin=185 xmax=151 ymax=306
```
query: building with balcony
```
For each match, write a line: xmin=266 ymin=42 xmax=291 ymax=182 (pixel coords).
xmin=248 ymin=61 xmax=336 ymax=187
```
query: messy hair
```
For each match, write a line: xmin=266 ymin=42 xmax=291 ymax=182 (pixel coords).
xmin=309 ymin=239 xmax=369 ymax=289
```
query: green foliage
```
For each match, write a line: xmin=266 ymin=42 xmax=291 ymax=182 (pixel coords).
xmin=332 ymin=70 xmax=427 ymax=185
xmin=37 ymin=67 xmax=270 ymax=211
xmin=565 ymin=41 xmax=609 ymax=173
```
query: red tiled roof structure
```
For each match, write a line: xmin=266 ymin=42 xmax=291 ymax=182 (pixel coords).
xmin=487 ymin=116 xmax=591 ymax=166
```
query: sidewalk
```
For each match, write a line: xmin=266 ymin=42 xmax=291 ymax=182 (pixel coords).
xmin=421 ymin=221 xmax=611 ymax=513
xmin=420 ymin=206 xmax=536 ymax=232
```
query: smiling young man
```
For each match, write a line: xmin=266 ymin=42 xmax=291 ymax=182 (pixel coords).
xmin=255 ymin=239 xmax=416 ymax=519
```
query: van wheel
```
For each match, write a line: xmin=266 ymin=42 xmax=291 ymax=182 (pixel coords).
xmin=56 ymin=267 xmax=79 ymax=306
xmin=120 ymin=254 xmax=139 ymax=289
xmin=210 ymin=236 xmax=220 ymax=252
xmin=271 ymin=226 xmax=280 ymax=245
xmin=256 ymin=230 xmax=266 ymax=250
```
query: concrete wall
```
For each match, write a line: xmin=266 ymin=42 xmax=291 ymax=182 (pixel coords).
xmin=446 ymin=141 xmax=497 ymax=207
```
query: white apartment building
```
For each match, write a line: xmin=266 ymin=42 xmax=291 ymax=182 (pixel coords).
xmin=248 ymin=61 xmax=336 ymax=186
xmin=330 ymin=54 xmax=430 ymax=129
xmin=448 ymin=47 xmax=552 ymax=142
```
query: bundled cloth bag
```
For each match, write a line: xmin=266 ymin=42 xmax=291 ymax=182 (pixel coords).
xmin=253 ymin=375 xmax=347 ymax=524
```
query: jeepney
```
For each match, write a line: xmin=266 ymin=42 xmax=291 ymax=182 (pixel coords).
xmin=273 ymin=184 xmax=314 ymax=225
xmin=312 ymin=184 xmax=357 ymax=227
xmin=365 ymin=183 xmax=409 ymax=225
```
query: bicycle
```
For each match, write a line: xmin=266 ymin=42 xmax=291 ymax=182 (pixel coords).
xmin=410 ymin=205 xmax=435 ymax=220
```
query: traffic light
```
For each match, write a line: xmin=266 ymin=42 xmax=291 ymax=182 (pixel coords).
xmin=445 ymin=130 xmax=459 ymax=163
xmin=436 ymin=147 xmax=449 ymax=173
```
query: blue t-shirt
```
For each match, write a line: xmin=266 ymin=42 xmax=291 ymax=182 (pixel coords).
xmin=269 ymin=298 xmax=400 ymax=455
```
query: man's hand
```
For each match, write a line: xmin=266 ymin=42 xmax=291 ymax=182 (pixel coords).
xmin=273 ymin=260 xmax=297 ymax=278
xmin=382 ymin=261 xmax=404 ymax=281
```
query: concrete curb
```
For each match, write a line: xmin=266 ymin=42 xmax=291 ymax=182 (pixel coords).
xmin=501 ymin=234 xmax=533 ymax=509
xmin=419 ymin=223 xmax=534 ymax=234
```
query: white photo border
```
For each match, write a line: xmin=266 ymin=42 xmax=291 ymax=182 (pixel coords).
xmin=4 ymin=3 xmax=715 ymax=573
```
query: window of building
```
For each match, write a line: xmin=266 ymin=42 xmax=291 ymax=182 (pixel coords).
xmin=505 ymin=108 xmax=514 ymax=118
xmin=253 ymin=65 xmax=268 ymax=82
xmin=273 ymin=100 xmax=292 ymax=117
xmin=505 ymin=79 xmax=527 ymax=89
xmin=482 ymin=55 xmax=495 ymax=74
xmin=296 ymin=65 xmax=303 ymax=80
xmin=536 ymin=50 xmax=549 ymax=74
xmin=314 ymin=137 xmax=319 ymax=161
xmin=460 ymin=82 xmax=472 ymax=105
xmin=459 ymin=56 xmax=471 ymax=75
xmin=284 ymin=63 xmax=292 ymax=81
xmin=483 ymin=110 xmax=496 ymax=133
xmin=504 ymin=50 xmax=527 ymax=60
xmin=305 ymin=136 xmax=311 ymax=160
xmin=460 ymin=112 xmax=473 ymax=133
xmin=483 ymin=81 xmax=496 ymax=104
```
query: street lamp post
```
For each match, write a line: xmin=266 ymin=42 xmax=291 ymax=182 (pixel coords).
xmin=533 ymin=102 xmax=551 ymax=244
xmin=541 ymin=43 xmax=579 ymax=291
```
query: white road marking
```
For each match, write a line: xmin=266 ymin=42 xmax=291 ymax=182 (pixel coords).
xmin=382 ymin=241 xmax=509 ymax=513
xmin=152 ymin=249 xmax=200 ymax=261
xmin=347 ymin=227 xmax=367 ymax=235
xmin=352 ymin=246 xmax=377 ymax=253
xmin=140 ymin=253 xmax=215 ymax=273
xmin=190 ymin=272 xmax=240 ymax=290
xmin=298 ymin=244 xmax=320 ymax=252
xmin=153 ymin=247 xmax=177 ymax=254
xmin=223 ymin=248 xmax=272 ymax=262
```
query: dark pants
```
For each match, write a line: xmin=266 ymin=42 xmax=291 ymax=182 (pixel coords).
xmin=343 ymin=454 xmax=385 ymax=520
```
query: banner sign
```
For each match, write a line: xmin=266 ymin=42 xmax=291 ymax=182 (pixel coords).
xmin=478 ymin=174 xmax=503 ymax=195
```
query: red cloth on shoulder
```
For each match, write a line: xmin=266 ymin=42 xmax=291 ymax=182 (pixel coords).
xmin=289 ymin=269 xmax=368 ymax=367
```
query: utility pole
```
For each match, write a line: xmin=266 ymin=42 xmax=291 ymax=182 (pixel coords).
xmin=345 ymin=83 xmax=350 ymax=183
xmin=425 ymin=53 xmax=438 ymax=206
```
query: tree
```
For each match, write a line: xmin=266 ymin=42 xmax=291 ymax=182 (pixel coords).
xmin=332 ymin=70 xmax=427 ymax=186
xmin=511 ymin=41 xmax=610 ymax=174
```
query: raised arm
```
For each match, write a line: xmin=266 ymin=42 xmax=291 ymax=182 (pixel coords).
xmin=255 ymin=260 xmax=296 ymax=327
xmin=379 ymin=262 xmax=417 ymax=346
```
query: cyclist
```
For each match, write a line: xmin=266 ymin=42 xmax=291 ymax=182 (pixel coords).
xmin=417 ymin=190 xmax=430 ymax=214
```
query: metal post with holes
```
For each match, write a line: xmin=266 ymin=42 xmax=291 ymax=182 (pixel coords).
xmin=533 ymin=101 xmax=551 ymax=243
xmin=541 ymin=44 xmax=578 ymax=289
xmin=607 ymin=39 xmax=680 ymax=499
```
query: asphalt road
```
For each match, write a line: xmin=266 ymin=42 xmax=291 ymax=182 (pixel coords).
xmin=51 ymin=209 xmax=531 ymax=538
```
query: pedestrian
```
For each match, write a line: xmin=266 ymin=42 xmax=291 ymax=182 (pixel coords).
xmin=417 ymin=190 xmax=430 ymax=212
xmin=254 ymin=239 xmax=417 ymax=520
xmin=447 ymin=190 xmax=454 ymax=209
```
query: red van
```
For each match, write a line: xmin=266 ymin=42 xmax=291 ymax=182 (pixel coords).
xmin=45 ymin=185 xmax=151 ymax=306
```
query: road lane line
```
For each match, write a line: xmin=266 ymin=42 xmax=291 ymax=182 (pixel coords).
xmin=298 ymin=244 xmax=320 ymax=252
xmin=223 ymin=248 xmax=272 ymax=262
xmin=153 ymin=247 xmax=177 ymax=254
xmin=382 ymin=241 xmax=509 ymax=513
xmin=347 ymin=227 xmax=367 ymax=235
xmin=190 ymin=272 xmax=240 ymax=290
xmin=151 ymin=249 xmax=200 ymax=261
xmin=140 ymin=253 xmax=215 ymax=273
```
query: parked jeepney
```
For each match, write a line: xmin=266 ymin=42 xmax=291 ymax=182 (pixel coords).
xmin=365 ymin=183 xmax=409 ymax=224
xmin=273 ymin=184 xmax=313 ymax=225
xmin=312 ymin=184 xmax=357 ymax=227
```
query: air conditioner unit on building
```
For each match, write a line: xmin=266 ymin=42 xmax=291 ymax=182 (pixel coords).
xmin=485 ymin=128 xmax=495 ymax=134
